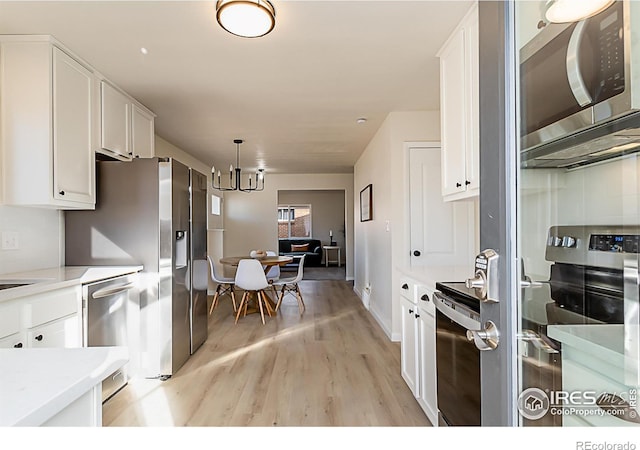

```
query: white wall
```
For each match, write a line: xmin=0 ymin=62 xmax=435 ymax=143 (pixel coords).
xmin=0 ymin=206 xmax=63 ymax=274
xmin=521 ymin=155 xmax=640 ymax=280
xmin=224 ymin=173 xmax=355 ymax=279
xmin=354 ymin=111 xmax=441 ymax=338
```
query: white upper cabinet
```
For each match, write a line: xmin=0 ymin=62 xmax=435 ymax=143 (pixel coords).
xmin=0 ymin=37 xmax=95 ymax=209
xmin=99 ymin=81 xmax=155 ymax=161
xmin=438 ymin=2 xmax=479 ymax=202
xmin=131 ymin=103 xmax=155 ymax=159
xmin=516 ymin=1 xmax=548 ymax=50
xmin=101 ymin=81 xmax=131 ymax=161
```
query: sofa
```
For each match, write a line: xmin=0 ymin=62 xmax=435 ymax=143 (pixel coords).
xmin=278 ymin=239 xmax=323 ymax=267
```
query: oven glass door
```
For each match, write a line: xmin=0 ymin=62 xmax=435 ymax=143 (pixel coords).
xmin=436 ymin=308 xmax=481 ymax=426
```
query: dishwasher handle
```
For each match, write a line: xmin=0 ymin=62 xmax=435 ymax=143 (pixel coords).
xmin=91 ymin=283 xmax=136 ymax=299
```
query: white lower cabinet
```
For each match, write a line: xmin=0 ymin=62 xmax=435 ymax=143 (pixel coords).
xmin=28 ymin=314 xmax=80 ymax=348
xmin=0 ymin=285 xmax=82 ymax=349
xmin=416 ymin=286 xmax=437 ymax=425
xmin=400 ymin=279 xmax=438 ymax=426
xmin=401 ymin=296 xmax=420 ymax=396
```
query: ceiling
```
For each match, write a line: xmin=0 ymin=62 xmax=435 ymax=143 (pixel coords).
xmin=0 ymin=1 xmax=472 ymax=174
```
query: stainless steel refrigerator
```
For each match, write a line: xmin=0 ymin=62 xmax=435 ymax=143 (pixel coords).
xmin=65 ymin=157 xmax=208 ymax=378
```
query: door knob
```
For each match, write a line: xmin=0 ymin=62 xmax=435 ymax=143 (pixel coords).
xmin=413 ymin=250 xmax=421 ymax=257
xmin=466 ymin=321 xmax=500 ymax=351
xmin=465 ymin=271 xmax=486 ymax=289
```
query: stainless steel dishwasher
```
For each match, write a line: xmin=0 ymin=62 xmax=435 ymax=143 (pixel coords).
xmin=83 ymin=273 xmax=138 ymax=402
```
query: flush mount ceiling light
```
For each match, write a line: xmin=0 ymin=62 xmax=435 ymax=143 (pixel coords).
xmin=216 ymin=0 xmax=276 ymax=38
xmin=544 ymin=0 xmax=614 ymax=23
xmin=211 ymin=139 xmax=265 ymax=192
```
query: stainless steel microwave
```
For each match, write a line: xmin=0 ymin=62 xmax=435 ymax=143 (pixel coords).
xmin=520 ymin=0 xmax=640 ymax=169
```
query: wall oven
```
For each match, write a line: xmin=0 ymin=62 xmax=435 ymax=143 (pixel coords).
xmin=520 ymin=0 xmax=640 ymax=169
xmin=434 ymin=283 xmax=481 ymax=426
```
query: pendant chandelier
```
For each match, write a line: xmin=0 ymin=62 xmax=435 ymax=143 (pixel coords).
xmin=216 ymin=0 xmax=276 ymax=38
xmin=211 ymin=139 xmax=265 ymax=192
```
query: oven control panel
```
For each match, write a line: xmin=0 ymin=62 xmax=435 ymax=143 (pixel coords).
xmin=588 ymin=234 xmax=640 ymax=253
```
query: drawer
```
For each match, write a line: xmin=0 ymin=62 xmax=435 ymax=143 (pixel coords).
xmin=28 ymin=314 xmax=80 ymax=348
xmin=399 ymin=276 xmax=416 ymax=302
xmin=23 ymin=286 xmax=80 ymax=328
xmin=0 ymin=301 xmax=21 ymax=339
xmin=0 ymin=331 xmax=26 ymax=349
xmin=416 ymin=284 xmax=435 ymax=316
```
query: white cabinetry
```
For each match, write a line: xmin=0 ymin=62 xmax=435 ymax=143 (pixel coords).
xmin=438 ymin=2 xmax=479 ymax=202
xmin=0 ymin=37 xmax=95 ymax=208
xmin=100 ymin=80 xmax=155 ymax=161
xmin=399 ymin=277 xmax=438 ymax=425
xmin=0 ymin=285 xmax=82 ymax=349
xmin=516 ymin=1 xmax=548 ymax=49
xmin=416 ymin=284 xmax=437 ymax=425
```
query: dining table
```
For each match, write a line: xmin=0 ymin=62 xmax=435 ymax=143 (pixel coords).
xmin=219 ymin=255 xmax=293 ymax=316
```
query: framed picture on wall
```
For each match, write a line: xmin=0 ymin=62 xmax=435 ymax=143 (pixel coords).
xmin=360 ymin=184 xmax=373 ymax=222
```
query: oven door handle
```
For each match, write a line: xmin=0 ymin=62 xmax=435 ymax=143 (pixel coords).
xmin=433 ymin=291 xmax=480 ymax=331
xmin=566 ymin=20 xmax=593 ymax=107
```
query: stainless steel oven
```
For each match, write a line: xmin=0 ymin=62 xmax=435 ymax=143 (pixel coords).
xmin=434 ymin=283 xmax=481 ymax=426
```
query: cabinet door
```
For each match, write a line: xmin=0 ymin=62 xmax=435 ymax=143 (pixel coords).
xmin=101 ymin=81 xmax=132 ymax=161
xmin=131 ymin=103 xmax=155 ymax=158
xmin=463 ymin=5 xmax=480 ymax=194
xmin=418 ymin=310 xmax=438 ymax=426
xmin=28 ymin=314 xmax=80 ymax=348
xmin=400 ymin=296 xmax=420 ymax=397
xmin=439 ymin=28 xmax=467 ymax=197
xmin=52 ymin=47 xmax=95 ymax=204
xmin=409 ymin=145 xmax=474 ymax=267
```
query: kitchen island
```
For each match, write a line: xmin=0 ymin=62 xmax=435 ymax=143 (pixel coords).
xmin=0 ymin=346 xmax=128 ymax=426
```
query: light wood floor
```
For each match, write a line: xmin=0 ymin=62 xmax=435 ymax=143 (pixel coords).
xmin=102 ymin=279 xmax=431 ymax=426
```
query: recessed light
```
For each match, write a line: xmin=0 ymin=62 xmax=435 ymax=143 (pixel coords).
xmin=140 ymin=47 xmax=149 ymax=55
xmin=356 ymin=118 xmax=367 ymax=124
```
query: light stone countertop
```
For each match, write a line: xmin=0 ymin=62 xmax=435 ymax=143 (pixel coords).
xmin=396 ymin=264 xmax=475 ymax=291
xmin=0 ymin=346 xmax=128 ymax=426
xmin=0 ymin=266 xmax=143 ymax=303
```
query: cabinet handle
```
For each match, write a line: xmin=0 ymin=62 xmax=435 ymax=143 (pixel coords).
xmin=401 ymin=283 xmax=409 ymax=290
xmin=415 ymin=313 xmax=420 ymax=318
xmin=465 ymin=180 xmax=471 ymax=186
xmin=409 ymin=309 xmax=414 ymax=314
xmin=413 ymin=250 xmax=421 ymax=257
xmin=456 ymin=182 xmax=462 ymax=188
xmin=421 ymin=294 xmax=430 ymax=302
xmin=128 ymin=151 xmax=133 ymax=155
xmin=35 ymin=334 xmax=43 ymax=341
xmin=14 ymin=342 xmax=23 ymax=348
xmin=59 ymin=190 xmax=65 ymax=195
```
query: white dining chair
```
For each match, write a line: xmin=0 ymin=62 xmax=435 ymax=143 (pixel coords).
xmin=272 ymin=254 xmax=306 ymax=315
xmin=234 ymin=259 xmax=274 ymax=325
xmin=207 ymin=256 xmax=237 ymax=314
xmin=265 ymin=250 xmax=280 ymax=282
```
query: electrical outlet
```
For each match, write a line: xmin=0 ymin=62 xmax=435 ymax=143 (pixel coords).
xmin=1 ymin=231 xmax=19 ymax=250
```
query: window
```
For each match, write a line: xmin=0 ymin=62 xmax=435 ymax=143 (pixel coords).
xmin=278 ymin=205 xmax=311 ymax=238
xmin=211 ymin=194 xmax=221 ymax=215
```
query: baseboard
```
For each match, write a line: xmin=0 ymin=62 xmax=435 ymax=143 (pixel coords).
xmin=391 ymin=332 xmax=401 ymax=342
xmin=346 ymin=276 xmax=354 ymax=281
xmin=369 ymin=305 xmax=393 ymax=341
